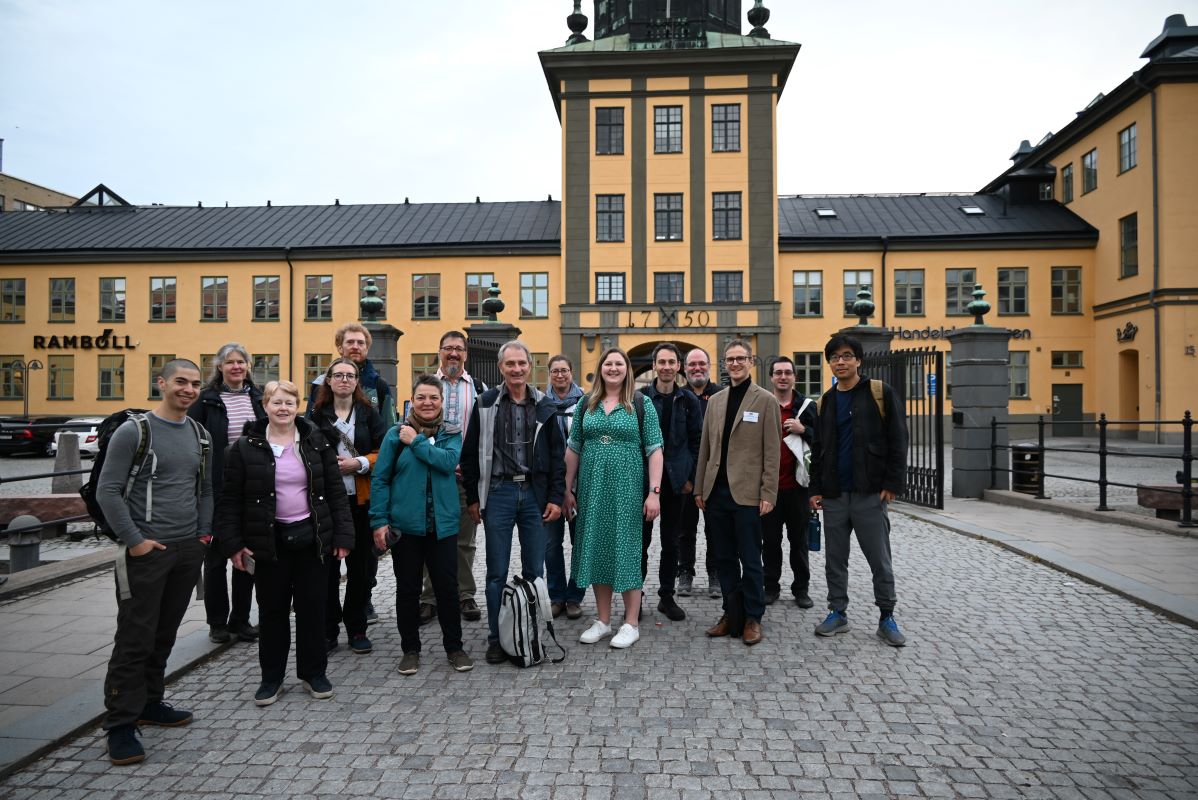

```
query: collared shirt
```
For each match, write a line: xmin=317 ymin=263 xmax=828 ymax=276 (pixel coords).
xmin=490 ymin=385 xmax=535 ymax=480
xmin=437 ymin=368 xmax=478 ymax=434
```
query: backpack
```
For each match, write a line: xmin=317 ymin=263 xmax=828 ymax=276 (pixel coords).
xmin=498 ymin=575 xmax=565 ymax=667
xmin=79 ymin=410 xmax=211 ymax=541
xmin=816 ymin=378 xmax=886 ymax=419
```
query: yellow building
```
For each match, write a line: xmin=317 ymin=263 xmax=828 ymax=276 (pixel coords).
xmin=0 ymin=6 xmax=1194 ymax=441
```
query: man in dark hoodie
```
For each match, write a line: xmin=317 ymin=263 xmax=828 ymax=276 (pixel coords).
xmin=543 ymin=354 xmax=587 ymax=619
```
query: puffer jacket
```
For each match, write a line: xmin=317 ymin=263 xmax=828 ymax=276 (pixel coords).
xmin=215 ymin=416 xmax=354 ymax=562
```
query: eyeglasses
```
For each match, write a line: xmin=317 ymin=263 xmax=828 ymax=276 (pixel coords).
xmin=725 ymin=355 xmax=750 ymax=364
xmin=440 ymin=345 xmax=466 ymax=354
xmin=827 ymin=353 xmax=858 ymax=363
xmin=549 ymin=368 xmax=571 ymax=376
xmin=329 ymin=372 xmax=358 ymax=382
xmin=772 ymin=370 xmax=795 ymax=376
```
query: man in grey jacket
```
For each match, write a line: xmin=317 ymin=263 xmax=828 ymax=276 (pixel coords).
xmin=97 ymin=359 xmax=214 ymax=765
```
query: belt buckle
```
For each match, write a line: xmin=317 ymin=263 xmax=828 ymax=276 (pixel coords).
xmin=512 ymin=474 xmax=527 ymax=483
xmin=599 ymin=435 xmax=612 ymax=444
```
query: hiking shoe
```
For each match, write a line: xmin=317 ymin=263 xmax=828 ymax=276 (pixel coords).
xmin=565 ymin=602 xmax=583 ymax=619
xmin=877 ymin=616 xmax=907 ymax=647
xmin=231 ymin=621 xmax=259 ymax=642
xmin=676 ymin=573 xmax=693 ymax=597
xmin=418 ymin=603 xmax=437 ymax=626
xmin=106 ymin=725 xmax=144 ymax=765
xmin=365 ymin=602 xmax=379 ymax=624
xmin=764 ymin=589 xmax=780 ymax=605
xmin=707 ymin=574 xmax=721 ymax=599
xmin=551 ymin=601 xmax=565 ymax=618
xmin=254 ymin=681 xmax=283 ymax=707
xmin=610 ymin=623 xmax=640 ymax=649
xmin=138 ymin=701 xmax=192 ymax=727
xmin=302 ymin=675 xmax=333 ymax=699
xmin=579 ymin=619 xmax=613 ymax=644
xmin=397 ymin=652 xmax=420 ymax=675
xmin=815 ymin=611 xmax=850 ymax=637
xmin=657 ymin=596 xmax=686 ymax=621
xmin=208 ymin=624 xmax=230 ymax=644
xmin=460 ymin=598 xmax=482 ymax=621
xmin=447 ymin=651 xmax=474 ymax=672
xmin=485 ymin=642 xmax=507 ymax=664
xmin=795 ymin=594 xmax=815 ymax=609
xmin=349 ymin=633 xmax=373 ymax=654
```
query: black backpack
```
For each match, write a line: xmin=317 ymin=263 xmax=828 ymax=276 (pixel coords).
xmin=79 ymin=410 xmax=210 ymax=541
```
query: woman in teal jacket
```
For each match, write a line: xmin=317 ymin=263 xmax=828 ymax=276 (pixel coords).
xmin=370 ymin=375 xmax=472 ymax=674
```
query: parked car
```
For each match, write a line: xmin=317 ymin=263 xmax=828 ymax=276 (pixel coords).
xmin=0 ymin=416 xmax=72 ymax=456
xmin=50 ymin=418 xmax=105 ymax=458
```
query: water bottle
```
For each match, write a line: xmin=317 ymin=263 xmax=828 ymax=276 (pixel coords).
xmin=808 ymin=512 xmax=821 ymax=552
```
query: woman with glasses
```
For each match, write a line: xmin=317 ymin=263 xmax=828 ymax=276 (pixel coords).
xmin=563 ymin=347 xmax=664 ymax=649
xmin=543 ymin=355 xmax=587 ymax=619
xmin=310 ymin=358 xmax=387 ymax=655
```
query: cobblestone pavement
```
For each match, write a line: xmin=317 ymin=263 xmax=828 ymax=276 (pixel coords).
xmin=1 ymin=511 xmax=1195 ymax=799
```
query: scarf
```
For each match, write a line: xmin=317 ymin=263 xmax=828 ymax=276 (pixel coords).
xmin=407 ymin=407 xmax=444 ymax=439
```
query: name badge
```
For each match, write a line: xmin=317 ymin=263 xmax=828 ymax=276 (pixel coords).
xmin=269 ymin=443 xmax=285 ymax=458
xmin=743 ymin=411 xmax=759 ymax=423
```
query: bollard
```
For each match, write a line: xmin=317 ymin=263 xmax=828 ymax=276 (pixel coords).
xmin=7 ymin=514 xmax=43 ymax=573
xmin=52 ymin=432 xmax=83 ymax=494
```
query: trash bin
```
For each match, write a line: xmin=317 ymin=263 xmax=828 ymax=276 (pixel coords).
xmin=1011 ymin=443 xmax=1041 ymax=495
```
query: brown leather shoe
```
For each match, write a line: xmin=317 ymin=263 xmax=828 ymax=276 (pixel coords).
xmin=705 ymin=616 xmax=731 ymax=637
xmin=742 ymin=619 xmax=763 ymax=646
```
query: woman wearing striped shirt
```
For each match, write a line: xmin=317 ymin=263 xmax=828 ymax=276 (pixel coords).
xmin=188 ymin=342 xmax=267 ymax=644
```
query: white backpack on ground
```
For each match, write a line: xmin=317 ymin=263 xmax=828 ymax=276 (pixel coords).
xmin=498 ymin=575 xmax=566 ymax=667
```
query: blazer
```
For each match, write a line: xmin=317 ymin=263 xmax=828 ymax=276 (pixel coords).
xmin=694 ymin=380 xmax=782 ymax=507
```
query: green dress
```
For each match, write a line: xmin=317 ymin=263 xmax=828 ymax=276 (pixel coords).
xmin=569 ymin=396 xmax=663 ymax=592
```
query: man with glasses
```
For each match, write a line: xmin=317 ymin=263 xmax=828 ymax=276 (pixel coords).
xmin=418 ymin=331 xmax=487 ymax=625
xmin=763 ymin=356 xmax=819 ymax=609
xmin=694 ymin=340 xmax=781 ymax=646
xmin=677 ymin=347 xmax=723 ymax=599
xmin=543 ymin=355 xmax=586 ymax=619
xmin=809 ymin=334 xmax=908 ymax=646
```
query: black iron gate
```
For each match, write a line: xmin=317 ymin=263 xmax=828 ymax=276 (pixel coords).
xmin=862 ymin=347 xmax=945 ymax=509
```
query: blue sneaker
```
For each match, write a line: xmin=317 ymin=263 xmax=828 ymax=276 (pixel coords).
xmin=814 ymin=611 xmax=850 ymax=637
xmin=876 ymin=616 xmax=907 ymax=647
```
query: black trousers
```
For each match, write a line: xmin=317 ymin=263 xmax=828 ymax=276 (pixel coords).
xmin=255 ymin=535 xmax=328 ymax=684
xmin=677 ymin=495 xmax=716 ymax=577
xmin=392 ymin=531 xmax=461 ymax=655
xmin=641 ymin=481 xmax=685 ymax=598
xmin=704 ymin=482 xmax=767 ymax=623
xmin=326 ymin=502 xmax=373 ymax=639
xmin=103 ymin=537 xmax=204 ymax=730
xmin=761 ymin=485 xmax=811 ymax=597
xmin=203 ymin=543 xmax=254 ymax=628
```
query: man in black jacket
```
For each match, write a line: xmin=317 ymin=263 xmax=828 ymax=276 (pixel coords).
xmin=809 ymin=335 xmax=909 ymax=647
xmin=676 ymin=347 xmax=723 ymax=598
xmin=641 ymin=343 xmax=702 ymax=621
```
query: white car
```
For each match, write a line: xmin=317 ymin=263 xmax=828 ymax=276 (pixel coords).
xmin=51 ymin=418 xmax=104 ymax=457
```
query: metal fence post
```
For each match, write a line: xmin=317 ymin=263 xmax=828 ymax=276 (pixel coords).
xmin=1036 ymin=415 xmax=1047 ymax=499
xmin=1182 ymin=410 xmax=1194 ymax=529
xmin=1096 ymin=413 xmax=1109 ymax=511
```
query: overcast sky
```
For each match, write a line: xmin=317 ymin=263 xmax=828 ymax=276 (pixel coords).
xmin=1 ymin=0 xmax=1193 ymax=207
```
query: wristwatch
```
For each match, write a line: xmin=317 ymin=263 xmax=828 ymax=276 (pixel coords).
xmin=651 ymin=486 xmax=661 ymax=494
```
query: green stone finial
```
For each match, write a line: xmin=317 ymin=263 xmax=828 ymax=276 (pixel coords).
xmin=360 ymin=278 xmax=385 ymax=321
xmin=967 ymin=283 xmax=992 ymax=325
xmin=482 ymin=282 xmax=506 ymax=323
xmin=852 ymin=285 xmax=875 ymax=325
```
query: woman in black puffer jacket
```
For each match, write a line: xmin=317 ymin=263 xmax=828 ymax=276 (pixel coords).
xmin=216 ymin=380 xmax=354 ymax=707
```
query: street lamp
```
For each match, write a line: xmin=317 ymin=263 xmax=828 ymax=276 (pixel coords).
xmin=8 ymin=358 xmax=44 ymax=419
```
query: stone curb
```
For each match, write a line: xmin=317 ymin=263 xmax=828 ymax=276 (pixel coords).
xmin=981 ymin=488 xmax=1196 ymax=538
xmin=0 ymin=550 xmax=114 ymax=600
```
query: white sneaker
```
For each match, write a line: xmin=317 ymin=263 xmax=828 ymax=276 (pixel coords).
xmin=610 ymin=623 xmax=640 ymax=649
xmin=579 ymin=619 xmax=613 ymax=644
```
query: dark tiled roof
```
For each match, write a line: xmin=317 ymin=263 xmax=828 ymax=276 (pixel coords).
xmin=778 ymin=194 xmax=1097 ymax=246
xmin=0 ymin=201 xmax=561 ymax=256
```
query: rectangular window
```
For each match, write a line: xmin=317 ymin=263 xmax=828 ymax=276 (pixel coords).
xmin=200 ymin=354 xmax=216 ymax=376
xmin=49 ymin=278 xmax=75 ymax=322
xmin=1051 ymin=267 xmax=1082 ymax=314
xmin=412 ymin=274 xmax=440 ymax=319
xmin=304 ymin=354 xmax=332 ymax=387
xmin=253 ymin=275 xmax=281 ymax=321
xmin=654 ymin=272 xmax=684 ymax=304
xmin=1039 ymin=182 xmax=1054 ymax=201
xmin=905 ymin=362 xmax=926 ymax=400
xmin=596 ymin=273 xmax=625 ymax=303
xmin=654 ymin=193 xmax=683 ymax=241
xmin=793 ymin=352 xmax=823 ymax=399
xmin=98 ymin=355 xmax=125 ymax=400
xmin=1051 ymin=351 xmax=1084 ymax=369
xmin=47 ymin=355 xmax=73 ymax=400
xmin=411 ymin=353 xmax=439 ymax=376
xmin=945 ymin=268 xmax=976 ymax=315
xmin=653 ymin=105 xmax=683 ymax=153
xmin=1120 ymin=213 xmax=1138 ymax=278
xmin=253 ymin=354 xmax=280 ymax=386
xmin=305 ymin=275 xmax=333 ymax=321
xmin=1082 ymin=149 xmax=1098 ymax=193
xmin=1061 ymin=163 xmax=1074 ymax=204
xmin=712 ymin=272 xmax=743 ymax=303
xmin=893 ymin=269 xmax=924 ymax=316
xmin=359 ymin=274 xmax=387 ymax=320
xmin=520 ymin=272 xmax=548 ymax=318
xmin=149 ymin=277 xmax=176 ymax=322
xmin=1119 ymin=123 xmax=1137 ymax=173
xmin=0 ymin=279 xmax=26 ymax=322
xmin=531 ymin=353 xmax=550 ymax=389
xmin=712 ymin=103 xmax=741 ymax=152
xmin=465 ymin=273 xmax=494 ymax=319
xmin=595 ymin=107 xmax=624 ymax=155
xmin=1009 ymin=351 xmax=1029 ymax=399
xmin=0 ymin=356 xmax=22 ymax=399
xmin=997 ymin=268 xmax=1028 ymax=315
xmin=792 ymin=271 xmax=823 ymax=317
xmin=200 ymin=276 xmax=227 ymax=321
xmin=842 ymin=270 xmax=874 ymax=316
xmin=148 ymin=354 xmax=174 ymax=399
xmin=100 ymin=277 xmax=126 ymax=322
xmin=596 ymin=194 xmax=625 ymax=242
xmin=712 ymin=192 xmax=742 ymax=240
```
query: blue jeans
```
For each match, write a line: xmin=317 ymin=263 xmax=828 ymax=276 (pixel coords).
xmin=545 ymin=516 xmax=584 ymax=605
xmin=483 ymin=480 xmax=547 ymax=643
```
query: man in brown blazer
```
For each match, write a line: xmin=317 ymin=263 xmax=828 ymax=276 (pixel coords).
xmin=694 ymin=339 xmax=782 ymax=645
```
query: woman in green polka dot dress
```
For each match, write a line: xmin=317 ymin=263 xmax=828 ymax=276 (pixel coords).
xmin=563 ymin=347 xmax=664 ymax=650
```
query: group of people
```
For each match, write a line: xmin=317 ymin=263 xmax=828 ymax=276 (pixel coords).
xmin=94 ymin=324 xmax=909 ymax=767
